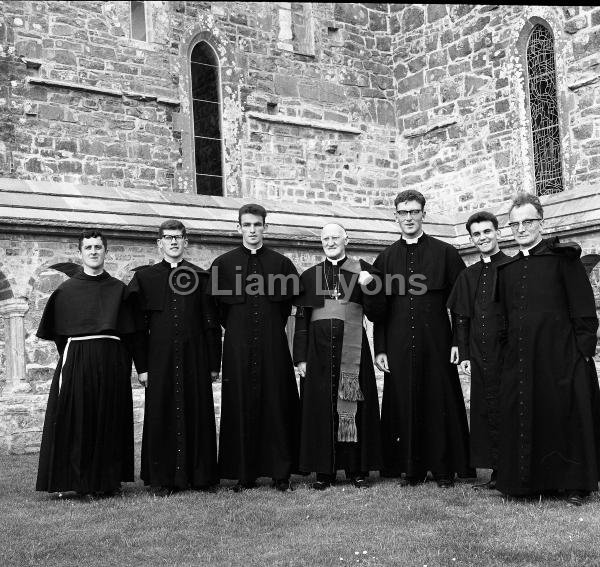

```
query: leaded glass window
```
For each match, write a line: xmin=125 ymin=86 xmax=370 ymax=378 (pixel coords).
xmin=526 ymin=24 xmax=563 ymax=196
xmin=191 ymin=41 xmax=223 ymax=196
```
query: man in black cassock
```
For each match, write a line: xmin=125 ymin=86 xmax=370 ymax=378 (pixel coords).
xmin=293 ymin=223 xmax=385 ymax=489
xmin=36 ymin=229 xmax=135 ymax=497
xmin=127 ymin=219 xmax=222 ymax=494
xmin=208 ymin=203 xmax=301 ymax=492
xmin=373 ymin=189 xmax=471 ymax=487
xmin=447 ymin=211 xmax=510 ymax=489
xmin=495 ymin=193 xmax=600 ymax=506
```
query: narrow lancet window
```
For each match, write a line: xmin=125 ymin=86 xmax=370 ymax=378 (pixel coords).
xmin=130 ymin=1 xmax=147 ymax=42
xmin=191 ymin=41 xmax=223 ymax=196
xmin=526 ymin=24 xmax=563 ymax=196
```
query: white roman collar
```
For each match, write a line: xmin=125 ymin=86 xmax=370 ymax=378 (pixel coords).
xmin=482 ymin=256 xmax=491 ymax=263
xmin=244 ymin=244 xmax=263 ymax=255
xmin=327 ymin=256 xmax=346 ymax=266
xmin=402 ymin=231 xmax=423 ymax=244
xmin=521 ymin=239 xmax=541 ymax=257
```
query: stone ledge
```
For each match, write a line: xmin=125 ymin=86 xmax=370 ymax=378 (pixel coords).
xmin=403 ymin=116 xmax=459 ymax=138
xmin=26 ymin=77 xmax=180 ymax=106
xmin=0 ymin=179 xmax=599 ymax=253
xmin=246 ymin=111 xmax=362 ymax=134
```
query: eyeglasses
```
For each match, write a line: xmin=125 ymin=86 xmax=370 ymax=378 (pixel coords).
xmin=395 ymin=209 xmax=423 ymax=218
xmin=507 ymin=218 xmax=541 ymax=231
xmin=162 ymin=235 xmax=185 ymax=242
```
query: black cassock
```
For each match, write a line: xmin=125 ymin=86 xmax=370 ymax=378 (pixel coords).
xmin=447 ymin=250 xmax=509 ymax=469
xmin=36 ymin=270 xmax=134 ymax=494
xmin=127 ymin=259 xmax=222 ymax=489
xmin=495 ymin=238 xmax=600 ymax=496
xmin=209 ymin=246 xmax=301 ymax=483
xmin=373 ymin=233 xmax=471 ymax=478
xmin=293 ymin=258 xmax=385 ymax=477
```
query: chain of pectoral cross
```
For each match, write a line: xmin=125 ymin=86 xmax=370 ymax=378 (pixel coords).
xmin=323 ymin=265 xmax=341 ymax=300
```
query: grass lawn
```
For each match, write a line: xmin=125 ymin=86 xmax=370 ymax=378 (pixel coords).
xmin=2 ymin=453 xmax=600 ymax=567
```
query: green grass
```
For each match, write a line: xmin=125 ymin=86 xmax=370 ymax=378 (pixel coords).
xmin=2 ymin=453 xmax=600 ymax=566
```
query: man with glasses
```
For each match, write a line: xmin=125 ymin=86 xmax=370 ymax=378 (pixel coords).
xmin=127 ymin=219 xmax=222 ymax=495
xmin=373 ymin=190 xmax=471 ymax=488
xmin=447 ymin=211 xmax=510 ymax=490
xmin=495 ymin=193 xmax=600 ymax=505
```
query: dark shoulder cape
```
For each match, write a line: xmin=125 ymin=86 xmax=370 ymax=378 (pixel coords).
xmin=208 ymin=245 xmax=300 ymax=304
xmin=295 ymin=258 xmax=375 ymax=308
xmin=127 ymin=259 xmax=209 ymax=311
xmin=495 ymin=237 xmax=592 ymax=317
xmin=447 ymin=250 xmax=510 ymax=317
xmin=374 ymin=233 xmax=464 ymax=292
xmin=37 ymin=270 xmax=134 ymax=340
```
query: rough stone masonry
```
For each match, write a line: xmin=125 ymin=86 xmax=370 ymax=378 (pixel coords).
xmin=1 ymin=3 xmax=600 ymax=453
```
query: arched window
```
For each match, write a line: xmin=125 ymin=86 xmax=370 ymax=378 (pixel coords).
xmin=526 ymin=24 xmax=563 ymax=196
xmin=191 ymin=41 xmax=223 ymax=196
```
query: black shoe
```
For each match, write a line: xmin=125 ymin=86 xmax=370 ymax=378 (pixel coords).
xmin=232 ymin=481 xmax=257 ymax=493
xmin=398 ymin=476 xmax=422 ymax=487
xmin=152 ymin=486 xmax=177 ymax=497
xmin=194 ymin=484 xmax=218 ymax=493
xmin=311 ymin=480 xmax=332 ymax=490
xmin=473 ymin=470 xmax=497 ymax=490
xmin=95 ymin=487 xmax=122 ymax=498
xmin=566 ymin=490 xmax=588 ymax=506
xmin=274 ymin=478 xmax=292 ymax=492
xmin=352 ymin=477 xmax=369 ymax=489
xmin=434 ymin=475 xmax=454 ymax=488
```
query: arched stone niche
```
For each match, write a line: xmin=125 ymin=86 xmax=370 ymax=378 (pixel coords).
xmin=0 ymin=293 xmax=29 ymax=395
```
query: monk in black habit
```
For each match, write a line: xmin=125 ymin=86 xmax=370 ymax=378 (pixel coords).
xmin=127 ymin=219 xmax=222 ymax=494
xmin=373 ymin=189 xmax=471 ymax=487
xmin=208 ymin=204 xmax=301 ymax=492
xmin=36 ymin=229 xmax=135 ymax=497
xmin=447 ymin=211 xmax=510 ymax=489
xmin=294 ymin=223 xmax=385 ymax=489
xmin=495 ymin=193 xmax=600 ymax=506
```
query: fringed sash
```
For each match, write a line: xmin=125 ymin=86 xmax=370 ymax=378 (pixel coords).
xmin=311 ymin=298 xmax=364 ymax=443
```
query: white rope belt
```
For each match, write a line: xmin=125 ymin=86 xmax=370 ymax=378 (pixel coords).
xmin=59 ymin=335 xmax=121 ymax=392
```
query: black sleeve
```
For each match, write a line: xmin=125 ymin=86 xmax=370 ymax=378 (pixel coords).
xmin=360 ymin=263 xmax=387 ymax=324
xmin=561 ymin=255 xmax=599 ymax=357
xmin=572 ymin=317 xmax=599 ymax=358
xmin=125 ymin=274 xmax=149 ymax=374
xmin=55 ymin=336 xmax=67 ymax=357
xmin=454 ymin=313 xmax=470 ymax=361
xmin=201 ymin=285 xmax=223 ymax=373
xmin=293 ymin=306 xmax=311 ymax=365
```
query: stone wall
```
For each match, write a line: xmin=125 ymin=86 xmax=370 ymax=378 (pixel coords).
xmin=4 ymin=3 xmax=600 ymax=211
xmin=1 ymin=1 xmax=397 ymax=203
xmin=389 ymin=5 xmax=600 ymax=214
xmin=0 ymin=226 xmax=380 ymax=453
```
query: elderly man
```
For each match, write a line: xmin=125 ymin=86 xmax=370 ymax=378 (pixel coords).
xmin=447 ymin=211 xmax=510 ymax=489
xmin=294 ymin=223 xmax=385 ymax=489
xmin=495 ymin=193 xmax=600 ymax=505
xmin=373 ymin=189 xmax=471 ymax=487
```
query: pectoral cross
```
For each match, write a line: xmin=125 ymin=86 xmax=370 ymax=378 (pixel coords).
xmin=332 ymin=288 xmax=341 ymax=300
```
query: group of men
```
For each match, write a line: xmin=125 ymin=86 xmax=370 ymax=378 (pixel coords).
xmin=35 ymin=191 xmax=600 ymax=506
